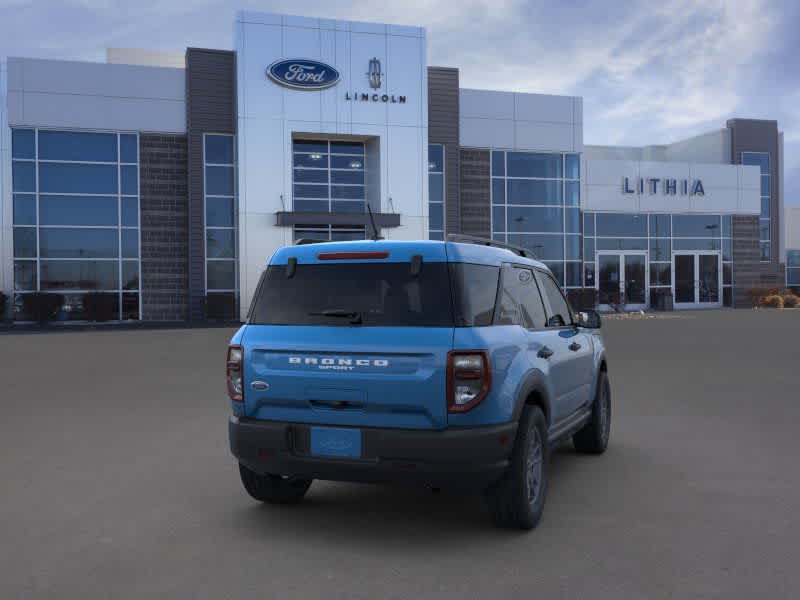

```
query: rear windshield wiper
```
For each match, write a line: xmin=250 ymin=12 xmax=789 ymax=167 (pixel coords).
xmin=308 ymin=309 xmax=363 ymax=324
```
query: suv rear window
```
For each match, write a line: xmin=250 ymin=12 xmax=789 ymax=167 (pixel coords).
xmin=249 ymin=262 xmax=454 ymax=327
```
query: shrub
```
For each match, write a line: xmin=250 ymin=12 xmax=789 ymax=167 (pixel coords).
xmin=782 ymin=294 xmax=799 ymax=308
xmin=0 ymin=292 xmax=7 ymax=322
xmin=762 ymin=295 xmax=784 ymax=309
xmin=21 ymin=293 xmax=65 ymax=324
xmin=83 ymin=292 xmax=118 ymax=322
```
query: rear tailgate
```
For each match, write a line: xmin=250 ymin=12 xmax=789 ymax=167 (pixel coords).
xmin=242 ymin=241 xmax=454 ymax=430
xmin=242 ymin=326 xmax=452 ymax=429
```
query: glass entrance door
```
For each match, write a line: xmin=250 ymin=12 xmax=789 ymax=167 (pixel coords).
xmin=596 ymin=252 xmax=648 ymax=310
xmin=672 ymin=252 xmax=721 ymax=308
xmin=674 ymin=255 xmax=695 ymax=304
xmin=598 ymin=255 xmax=621 ymax=306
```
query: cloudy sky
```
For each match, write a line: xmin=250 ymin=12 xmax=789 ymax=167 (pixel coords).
xmin=2 ymin=0 xmax=798 ymax=204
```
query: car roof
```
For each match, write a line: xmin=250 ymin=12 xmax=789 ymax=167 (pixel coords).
xmin=269 ymin=239 xmax=549 ymax=270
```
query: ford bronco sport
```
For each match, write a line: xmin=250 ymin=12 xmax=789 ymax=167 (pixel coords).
xmin=227 ymin=236 xmax=610 ymax=529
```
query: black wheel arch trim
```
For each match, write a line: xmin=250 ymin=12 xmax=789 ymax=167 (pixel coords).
xmin=511 ymin=370 xmax=552 ymax=425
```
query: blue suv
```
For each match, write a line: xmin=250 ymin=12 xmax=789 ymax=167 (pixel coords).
xmin=227 ymin=236 xmax=610 ymax=529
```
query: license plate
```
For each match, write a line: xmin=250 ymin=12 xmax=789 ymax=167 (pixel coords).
xmin=310 ymin=427 xmax=361 ymax=459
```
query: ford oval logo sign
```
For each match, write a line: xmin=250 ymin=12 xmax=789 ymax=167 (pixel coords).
xmin=267 ymin=59 xmax=340 ymax=90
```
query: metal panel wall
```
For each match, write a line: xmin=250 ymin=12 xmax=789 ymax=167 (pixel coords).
xmin=459 ymin=149 xmax=490 ymax=238
xmin=727 ymin=119 xmax=783 ymax=280
xmin=427 ymin=67 xmax=460 ymax=234
xmin=186 ymin=48 xmax=237 ymax=321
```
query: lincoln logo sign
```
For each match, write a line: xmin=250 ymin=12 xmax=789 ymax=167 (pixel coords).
xmin=623 ymin=177 xmax=705 ymax=196
xmin=266 ymin=59 xmax=340 ymax=90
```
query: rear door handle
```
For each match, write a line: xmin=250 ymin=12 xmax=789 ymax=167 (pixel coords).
xmin=537 ymin=346 xmax=554 ymax=359
xmin=568 ymin=342 xmax=582 ymax=352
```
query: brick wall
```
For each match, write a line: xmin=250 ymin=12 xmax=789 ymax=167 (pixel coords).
xmin=732 ymin=215 xmax=760 ymax=307
xmin=139 ymin=134 xmax=189 ymax=321
xmin=459 ymin=149 xmax=491 ymax=238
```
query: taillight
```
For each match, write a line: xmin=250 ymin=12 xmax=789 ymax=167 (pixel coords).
xmin=227 ymin=345 xmax=244 ymax=402
xmin=447 ymin=350 xmax=491 ymax=413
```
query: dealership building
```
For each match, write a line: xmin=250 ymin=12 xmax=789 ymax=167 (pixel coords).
xmin=0 ymin=10 xmax=794 ymax=322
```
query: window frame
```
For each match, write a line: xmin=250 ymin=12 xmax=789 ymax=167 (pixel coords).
xmin=534 ymin=268 xmax=575 ymax=328
xmin=428 ymin=143 xmax=445 ymax=240
xmin=10 ymin=127 xmax=142 ymax=321
xmin=203 ymin=133 xmax=239 ymax=295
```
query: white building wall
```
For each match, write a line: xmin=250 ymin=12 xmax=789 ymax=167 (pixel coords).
xmin=236 ymin=11 xmax=429 ymax=318
xmin=586 ymin=129 xmax=731 ymax=165
xmin=459 ymin=88 xmax=582 ymax=152
xmin=106 ymin=48 xmax=186 ymax=69
xmin=785 ymin=206 xmax=800 ymax=250
xmin=6 ymin=57 xmax=185 ymax=132
xmin=582 ymin=158 xmax=760 ymax=215
xmin=664 ymin=129 xmax=731 ymax=164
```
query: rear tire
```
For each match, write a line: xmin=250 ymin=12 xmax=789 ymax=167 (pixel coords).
xmin=573 ymin=371 xmax=611 ymax=454
xmin=485 ymin=405 xmax=548 ymax=530
xmin=238 ymin=464 xmax=312 ymax=504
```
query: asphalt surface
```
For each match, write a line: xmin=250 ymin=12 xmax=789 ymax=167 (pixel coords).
xmin=1 ymin=309 xmax=799 ymax=599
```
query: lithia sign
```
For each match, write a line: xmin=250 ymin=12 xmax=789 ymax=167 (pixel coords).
xmin=266 ymin=57 xmax=406 ymax=103
xmin=623 ymin=177 xmax=705 ymax=196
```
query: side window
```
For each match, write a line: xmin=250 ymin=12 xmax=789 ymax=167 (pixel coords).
xmin=536 ymin=270 xmax=573 ymax=327
xmin=495 ymin=266 xmax=547 ymax=329
xmin=450 ymin=263 xmax=500 ymax=326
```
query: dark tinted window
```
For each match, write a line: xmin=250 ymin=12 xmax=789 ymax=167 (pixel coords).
xmin=250 ymin=262 xmax=453 ymax=327
xmin=495 ymin=266 xmax=546 ymax=329
xmin=12 ymin=129 xmax=35 ymax=159
xmin=596 ymin=213 xmax=647 ymax=237
xmin=39 ymin=228 xmax=118 ymax=258
xmin=450 ymin=263 xmax=499 ymax=326
xmin=39 ymin=163 xmax=118 ymax=194
xmin=673 ymin=214 xmax=721 ymax=237
xmin=536 ymin=271 xmax=572 ymax=326
xmin=507 ymin=152 xmax=562 ymax=178
xmin=38 ymin=131 xmax=117 ymax=162
xmin=40 ymin=195 xmax=118 ymax=226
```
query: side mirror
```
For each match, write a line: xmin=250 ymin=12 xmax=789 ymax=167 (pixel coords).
xmin=577 ymin=309 xmax=601 ymax=329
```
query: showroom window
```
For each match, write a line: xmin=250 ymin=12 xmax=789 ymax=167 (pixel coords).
xmin=583 ymin=213 xmax=734 ymax=306
xmin=11 ymin=128 xmax=141 ymax=320
xmin=742 ymin=152 xmax=770 ymax=261
xmin=293 ymin=225 xmax=366 ymax=242
xmin=428 ymin=144 xmax=445 ymax=240
xmin=787 ymin=250 xmax=800 ymax=289
xmin=292 ymin=140 xmax=365 ymax=213
xmin=204 ymin=134 xmax=238 ymax=309
xmin=491 ymin=150 xmax=581 ymax=287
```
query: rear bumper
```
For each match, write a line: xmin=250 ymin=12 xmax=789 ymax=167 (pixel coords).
xmin=229 ymin=416 xmax=517 ymax=488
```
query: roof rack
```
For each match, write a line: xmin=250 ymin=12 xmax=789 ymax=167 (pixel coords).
xmin=446 ymin=234 xmax=537 ymax=259
xmin=295 ymin=238 xmax=324 ymax=245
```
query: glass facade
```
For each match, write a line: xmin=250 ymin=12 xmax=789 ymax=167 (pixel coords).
xmin=428 ymin=144 xmax=445 ymax=240
xmin=787 ymin=250 xmax=800 ymax=288
xmin=742 ymin=152 xmax=770 ymax=261
xmin=491 ymin=150 xmax=581 ymax=287
xmin=292 ymin=140 xmax=365 ymax=213
xmin=204 ymin=134 xmax=239 ymax=307
xmin=293 ymin=225 xmax=365 ymax=242
xmin=11 ymin=128 xmax=141 ymax=320
xmin=584 ymin=213 xmax=733 ymax=306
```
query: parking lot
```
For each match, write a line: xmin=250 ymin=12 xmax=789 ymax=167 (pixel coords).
xmin=1 ymin=309 xmax=799 ymax=599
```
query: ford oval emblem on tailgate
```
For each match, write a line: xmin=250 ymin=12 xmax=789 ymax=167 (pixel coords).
xmin=251 ymin=381 xmax=269 ymax=391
